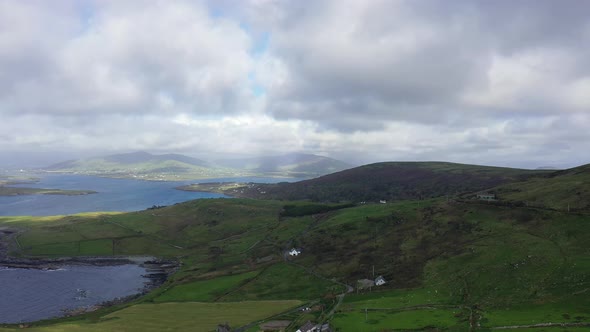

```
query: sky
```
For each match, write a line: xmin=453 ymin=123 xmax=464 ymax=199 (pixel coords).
xmin=1 ymin=0 xmax=589 ymax=169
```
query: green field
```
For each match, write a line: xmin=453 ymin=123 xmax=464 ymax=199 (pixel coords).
xmin=2 ymin=184 xmax=590 ymax=331
xmin=0 ymin=301 xmax=302 ymax=332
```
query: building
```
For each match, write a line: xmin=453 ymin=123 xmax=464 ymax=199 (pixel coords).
xmin=289 ymin=248 xmax=301 ymax=256
xmin=295 ymin=321 xmax=332 ymax=332
xmin=296 ymin=321 xmax=317 ymax=332
xmin=476 ymin=193 xmax=496 ymax=201
xmin=375 ymin=276 xmax=386 ymax=286
xmin=379 ymin=200 xmax=387 ymax=204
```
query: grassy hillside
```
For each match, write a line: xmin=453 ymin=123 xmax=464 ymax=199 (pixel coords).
xmin=2 ymin=197 xmax=590 ymax=331
xmin=44 ymin=151 xmax=248 ymax=180
xmin=44 ymin=151 xmax=351 ymax=180
xmin=484 ymin=163 xmax=590 ymax=211
xmin=216 ymin=153 xmax=353 ymax=178
xmin=225 ymin=161 xmax=547 ymax=202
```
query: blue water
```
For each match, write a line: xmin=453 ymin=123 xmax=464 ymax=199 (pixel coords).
xmin=0 ymin=264 xmax=149 ymax=323
xmin=0 ymin=174 xmax=301 ymax=216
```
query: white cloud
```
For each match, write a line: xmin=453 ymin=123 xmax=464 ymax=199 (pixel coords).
xmin=1 ymin=0 xmax=589 ymax=168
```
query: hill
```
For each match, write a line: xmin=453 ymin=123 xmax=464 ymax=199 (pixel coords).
xmin=2 ymin=197 xmax=590 ymax=331
xmin=44 ymin=151 xmax=249 ymax=180
xmin=483 ymin=163 xmax=590 ymax=211
xmin=44 ymin=152 xmax=351 ymax=180
xmin=222 ymin=161 xmax=547 ymax=202
xmin=215 ymin=153 xmax=353 ymax=178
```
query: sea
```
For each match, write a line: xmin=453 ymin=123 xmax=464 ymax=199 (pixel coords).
xmin=0 ymin=173 xmax=299 ymax=216
xmin=0 ymin=264 xmax=149 ymax=323
xmin=0 ymin=173 xmax=302 ymax=323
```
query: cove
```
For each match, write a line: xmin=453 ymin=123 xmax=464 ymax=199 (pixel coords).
xmin=0 ymin=263 xmax=150 ymax=324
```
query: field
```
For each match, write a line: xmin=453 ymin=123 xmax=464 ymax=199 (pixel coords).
xmin=0 ymin=301 xmax=302 ymax=332
xmin=2 ymin=193 xmax=590 ymax=331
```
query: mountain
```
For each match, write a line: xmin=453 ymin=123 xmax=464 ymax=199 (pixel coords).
xmin=43 ymin=151 xmax=239 ymax=180
xmin=47 ymin=151 xmax=208 ymax=169
xmin=44 ymin=152 xmax=351 ymax=180
xmin=215 ymin=153 xmax=353 ymax=178
xmin=488 ymin=163 xmax=590 ymax=211
xmin=230 ymin=161 xmax=547 ymax=202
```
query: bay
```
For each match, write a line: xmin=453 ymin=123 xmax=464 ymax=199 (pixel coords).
xmin=0 ymin=174 xmax=300 ymax=216
xmin=0 ymin=264 xmax=149 ymax=324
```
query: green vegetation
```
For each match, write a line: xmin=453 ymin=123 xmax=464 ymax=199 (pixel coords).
xmin=0 ymin=301 xmax=302 ymax=332
xmin=280 ymin=202 xmax=355 ymax=217
xmin=227 ymin=161 xmax=548 ymax=202
xmin=0 ymin=187 xmax=96 ymax=196
xmin=154 ymin=271 xmax=260 ymax=302
xmin=44 ymin=151 xmax=350 ymax=180
xmin=489 ymin=164 xmax=590 ymax=211
xmin=3 ymin=162 xmax=590 ymax=331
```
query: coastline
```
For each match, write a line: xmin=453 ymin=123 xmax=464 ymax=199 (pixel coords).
xmin=0 ymin=187 xmax=97 ymax=196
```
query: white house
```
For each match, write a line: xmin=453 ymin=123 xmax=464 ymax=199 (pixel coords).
xmin=375 ymin=276 xmax=386 ymax=286
xmin=379 ymin=200 xmax=387 ymax=204
xmin=289 ymin=248 xmax=301 ymax=256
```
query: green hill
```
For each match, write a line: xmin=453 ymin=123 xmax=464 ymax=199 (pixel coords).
xmin=215 ymin=153 xmax=353 ymax=178
xmin=44 ymin=152 xmax=351 ymax=180
xmin=2 ymin=195 xmax=590 ymax=331
xmin=229 ymin=161 xmax=547 ymax=202
xmin=44 ymin=151 xmax=247 ymax=180
xmin=478 ymin=163 xmax=590 ymax=212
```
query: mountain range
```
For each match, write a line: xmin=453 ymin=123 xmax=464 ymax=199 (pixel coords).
xmin=43 ymin=151 xmax=353 ymax=180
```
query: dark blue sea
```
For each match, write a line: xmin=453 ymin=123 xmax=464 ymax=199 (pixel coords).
xmin=0 ymin=264 xmax=149 ymax=323
xmin=0 ymin=174 xmax=300 ymax=216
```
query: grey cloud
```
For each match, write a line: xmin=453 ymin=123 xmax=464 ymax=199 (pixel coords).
xmin=253 ymin=0 xmax=590 ymax=132
xmin=0 ymin=1 xmax=255 ymax=116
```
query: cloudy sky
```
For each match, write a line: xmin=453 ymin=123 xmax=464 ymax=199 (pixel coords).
xmin=1 ymin=0 xmax=589 ymax=168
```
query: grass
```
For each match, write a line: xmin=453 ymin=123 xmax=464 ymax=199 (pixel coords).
xmin=153 ymin=271 xmax=259 ymax=302
xmin=0 ymin=301 xmax=302 ymax=332
xmin=4 ymin=194 xmax=590 ymax=330
xmin=331 ymin=308 xmax=466 ymax=331
xmin=222 ymin=263 xmax=345 ymax=301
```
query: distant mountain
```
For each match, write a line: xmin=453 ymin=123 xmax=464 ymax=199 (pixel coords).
xmin=43 ymin=151 xmax=235 ymax=180
xmin=215 ymin=153 xmax=352 ymax=178
xmin=47 ymin=151 xmax=208 ymax=169
xmin=44 ymin=152 xmax=350 ymax=180
xmin=535 ymin=166 xmax=560 ymax=170
xmin=233 ymin=161 xmax=546 ymax=202
xmin=490 ymin=163 xmax=590 ymax=211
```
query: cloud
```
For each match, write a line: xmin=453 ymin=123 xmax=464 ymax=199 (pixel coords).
xmin=250 ymin=0 xmax=590 ymax=132
xmin=0 ymin=0 xmax=589 ymax=168
xmin=0 ymin=0 xmax=255 ymax=116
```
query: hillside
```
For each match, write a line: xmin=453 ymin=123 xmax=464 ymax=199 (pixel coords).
xmin=215 ymin=153 xmax=353 ymax=178
xmin=44 ymin=151 xmax=248 ymax=180
xmin=44 ymin=152 xmax=351 ymax=180
xmin=484 ymin=163 xmax=590 ymax=211
xmin=223 ymin=161 xmax=548 ymax=202
xmin=2 ymin=197 xmax=590 ymax=331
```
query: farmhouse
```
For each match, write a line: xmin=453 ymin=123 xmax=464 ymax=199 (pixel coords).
xmin=476 ymin=193 xmax=496 ymax=201
xmin=375 ymin=276 xmax=386 ymax=286
xmin=295 ymin=321 xmax=332 ymax=332
xmin=289 ymin=248 xmax=301 ymax=256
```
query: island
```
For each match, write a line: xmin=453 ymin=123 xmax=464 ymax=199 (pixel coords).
xmin=0 ymin=187 xmax=97 ymax=196
xmin=0 ymin=175 xmax=96 ymax=196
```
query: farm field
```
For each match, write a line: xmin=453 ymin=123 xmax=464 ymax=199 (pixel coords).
xmin=0 ymin=301 xmax=302 ymax=332
xmin=2 ymin=190 xmax=590 ymax=331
